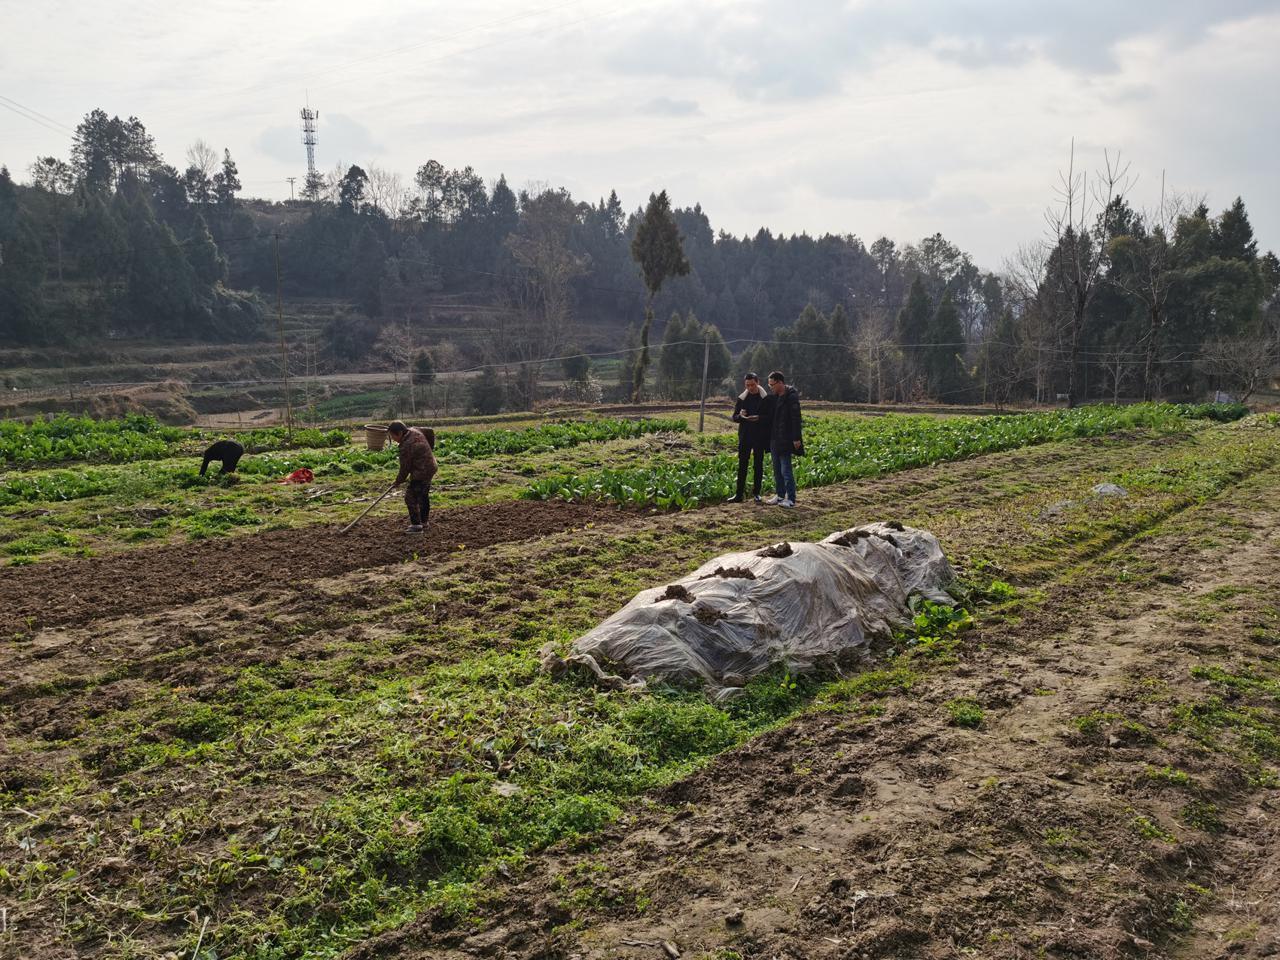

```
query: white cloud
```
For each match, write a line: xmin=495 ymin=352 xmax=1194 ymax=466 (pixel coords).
xmin=1 ymin=0 xmax=1276 ymax=269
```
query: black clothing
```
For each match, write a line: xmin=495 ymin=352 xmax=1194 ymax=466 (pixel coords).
xmin=731 ymin=388 xmax=771 ymax=452
xmin=768 ymin=386 xmax=803 ymax=456
xmin=405 ymin=477 xmax=431 ymax=526
xmin=731 ymin=387 xmax=771 ymax=500
xmin=736 ymin=447 xmax=765 ymax=499
xmin=200 ymin=439 xmax=244 ymax=476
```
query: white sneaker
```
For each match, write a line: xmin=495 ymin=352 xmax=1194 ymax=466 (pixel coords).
xmin=764 ymin=495 xmax=781 ymax=505
xmin=779 ymin=499 xmax=795 ymax=508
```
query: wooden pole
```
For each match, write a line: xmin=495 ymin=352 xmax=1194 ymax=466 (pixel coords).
xmin=697 ymin=333 xmax=710 ymax=433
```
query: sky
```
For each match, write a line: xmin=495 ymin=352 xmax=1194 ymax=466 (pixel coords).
xmin=2 ymin=0 xmax=1278 ymax=268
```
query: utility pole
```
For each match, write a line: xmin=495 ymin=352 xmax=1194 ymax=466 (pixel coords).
xmin=273 ymin=233 xmax=294 ymax=440
xmin=697 ymin=332 xmax=711 ymax=433
xmin=286 ymin=176 xmax=296 ymax=201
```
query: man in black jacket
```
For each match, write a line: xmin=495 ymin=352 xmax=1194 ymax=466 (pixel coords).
xmin=766 ymin=370 xmax=802 ymax=508
xmin=199 ymin=438 xmax=244 ymax=477
xmin=728 ymin=372 xmax=771 ymax=503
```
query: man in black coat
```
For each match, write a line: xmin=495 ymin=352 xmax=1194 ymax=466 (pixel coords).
xmin=199 ymin=438 xmax=244 ymax=476
xmin=766 ymin=370 xmax=802 ymax=508
xmin=728 ymin=372 xmax=772 ymax=502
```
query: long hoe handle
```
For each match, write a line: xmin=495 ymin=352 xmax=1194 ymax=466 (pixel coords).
xmin=340 ymin=483 xmax=396 ymax=534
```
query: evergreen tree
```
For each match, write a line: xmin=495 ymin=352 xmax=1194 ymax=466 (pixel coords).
xmin=0 ymin=167 xmax=46 ymax=341
xmin=122 ymin=195 xmax=197 ymax=333
xmin=896 ymin=276 xmax=932 ymax=394
xmin=563 ymin=348 xmax=591 ymax=384
xmin=338 ymin=165 xmax=369 ymax=214
xmin=656 ymin=311 xmax=730 ymax=399
xmin=630 ymin=190 xmax=690 ymax=400
xmin=345 ymin=222 xmax=387 ymax=316
xmin=469 ymin=366 xmax=505 ymax=414
xmin=211 ymin=149 xmax=241 ymax=212
xmin=925 ymin=292 xmax=966 ymax=400
xmin=186 ymin=213 xmax=227 ymax=286
xmin=1212 ymin=197 xmax=1257 ymax=263
xmin=414 ymin=350 xmax=437 ymax=384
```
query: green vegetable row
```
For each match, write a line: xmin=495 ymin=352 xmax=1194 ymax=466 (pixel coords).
xmin=524 ymin=403 xmax=1248 ymax=510
xmin=0 ymin=414 xmax=350 ymax=468
xmin=0 ymin=417 xmax=687 ymax=506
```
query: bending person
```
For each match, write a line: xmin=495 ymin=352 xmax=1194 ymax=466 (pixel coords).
xmin=199 ymin=438 xmax=244 ymax=476
xmin=388 ymin=420 xmax=438 ymax=533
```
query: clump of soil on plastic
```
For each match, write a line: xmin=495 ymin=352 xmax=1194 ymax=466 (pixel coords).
xmin=656 ymin=584 xmax=696 ymax=603
xmin=699 ymin=566 xmax=757 ymax=580
xmin=693 ymin=604 xmax=727 ymax=624
xmin=829 ymin=529 xmax=873 ymax=547
xmin=757 ymin=542 xmax=793 ymax=559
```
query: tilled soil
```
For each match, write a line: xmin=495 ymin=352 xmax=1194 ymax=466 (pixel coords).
xmin=0 ymin=499 xmax=615 ymax=634
xmin=348 ymin=467 xmax=1280 ymax=960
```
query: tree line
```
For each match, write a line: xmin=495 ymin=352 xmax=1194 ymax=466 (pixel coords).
xmin=0 ymin=110 xmax=265 ymax=343
xmin=2 ymin=110 xmax=1276 ymax=406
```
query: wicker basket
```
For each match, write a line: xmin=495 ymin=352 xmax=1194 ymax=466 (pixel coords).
xmin=364 ymin=424 xmax=388 ymax=450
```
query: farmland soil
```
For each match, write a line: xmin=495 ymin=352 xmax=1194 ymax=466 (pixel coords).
xmin=349 ymin=465 xmax=1280 ymax=960
xmin=0 ymin=499 xmax=614 ymax=634
xmin=5 ymin=424 xmax=1280 ymax=960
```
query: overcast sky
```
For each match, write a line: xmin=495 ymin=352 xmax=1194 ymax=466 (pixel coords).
xmin=2 ymin=0 xmax=1277 ymax=267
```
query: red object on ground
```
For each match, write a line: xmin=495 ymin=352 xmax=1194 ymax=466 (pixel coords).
xmin=279 ymin=468 xmax=314 ymax=484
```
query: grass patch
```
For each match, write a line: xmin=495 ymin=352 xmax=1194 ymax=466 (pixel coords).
xmin=946 ymin=698 xmax=985 ymax=729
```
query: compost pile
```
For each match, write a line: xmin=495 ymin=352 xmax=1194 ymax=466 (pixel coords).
xmin=543 ymin=521 xmax=954 ymax=694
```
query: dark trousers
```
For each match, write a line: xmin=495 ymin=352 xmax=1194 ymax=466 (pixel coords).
xmin=772 ymin=452 xmax=797 ymax=502
xmin=736 ymin=446 xmax=764 ymax=497
xmin=405 ymin=478 xmax=431 ymax=525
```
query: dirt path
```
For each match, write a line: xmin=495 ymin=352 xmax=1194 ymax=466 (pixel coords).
xmin=350 ymin=467 xmax=1280 ymax=960
xmin=0 ymin=499 xmax=613 ymax=634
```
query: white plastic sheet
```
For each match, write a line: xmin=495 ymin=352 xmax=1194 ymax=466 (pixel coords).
xmin=541 ymin=522 xmax=954 ymax=693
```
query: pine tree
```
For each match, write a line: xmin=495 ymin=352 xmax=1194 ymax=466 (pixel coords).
xmin=345 ymin=223 xmax=387 ymax=316
xmin=1212 ymin=197 xmax=1257 ymax=263
xmin=186 ymin=213 xmax=227 ymax=287
xmin=925 ymin=292 xmax=966 ymax=401
xmin=630 ymin=190 xmax=690 ymax=400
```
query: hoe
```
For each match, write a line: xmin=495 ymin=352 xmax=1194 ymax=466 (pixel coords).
xmin=340 ymin=482 xmax=397 ymax=534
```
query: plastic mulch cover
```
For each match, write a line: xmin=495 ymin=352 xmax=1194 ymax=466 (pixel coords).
xmin=541 ymin=522 xmax=953 ymax=694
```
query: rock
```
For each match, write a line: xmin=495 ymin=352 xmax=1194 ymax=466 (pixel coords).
xmin=1092 ymin=482 xmax=1128 ymax=498
xmin=662 ymin=940 xmax=681 ymax=959
xmin=725 ymin=908 xmax=745 ymax=926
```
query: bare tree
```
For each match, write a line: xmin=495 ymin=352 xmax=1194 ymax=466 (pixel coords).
xmin=365 ymin=165 xmax=407 ymax=219
xmin=1199 ymin=323 xmax=1280 ymax=403
xmin=504 ymin=188 xmax=589 ymax=406
xmin=1042 ymin=141 xmax=1131 ymax=406
xmin=1098 ymin=340 xmax=1138 ymax=403
xmin=185 ymin=139 xmax=219 ymax=181
xmin=854 ymin=308 xmax=896 ymax=403
xmin=1003 ymin=243 xmax=1058 ymax=404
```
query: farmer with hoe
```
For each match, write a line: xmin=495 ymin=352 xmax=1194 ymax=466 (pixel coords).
xmin=727 ymin=371 xmax=772 ymax=503
xmin=765 ymin=371 xmax=803 ymax=508
xmin=388 ymin=420 xmax=437 ymax=533
xmin=199 ymin=438 xmax=244 ymax=477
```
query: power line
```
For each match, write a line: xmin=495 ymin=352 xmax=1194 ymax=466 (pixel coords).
xmin=0 ymin=94 xmax=77 ymax=134
xmin=0 ymin=99 xmax=72 ymax=139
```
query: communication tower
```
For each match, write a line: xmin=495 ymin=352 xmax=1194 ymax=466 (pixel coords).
xmin=300 ymin=106 xmax=319 ymax=178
